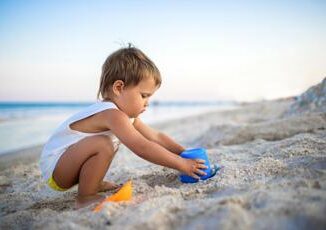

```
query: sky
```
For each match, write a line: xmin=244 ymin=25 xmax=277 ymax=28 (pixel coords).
xmin=0 ymin=0 xmax=325 ymax=102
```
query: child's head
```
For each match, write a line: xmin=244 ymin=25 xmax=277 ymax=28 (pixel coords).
xmin=98 ymin=45 xmax=161 ymax=101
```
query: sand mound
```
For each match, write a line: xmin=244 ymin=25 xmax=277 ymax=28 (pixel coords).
xmin=286 ymin=77 xmax=326 ymax=115
xmin=197 ymin=112 xmax=326 ymax=146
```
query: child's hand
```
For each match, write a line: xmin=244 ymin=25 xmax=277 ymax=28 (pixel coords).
xmin=179 ymin=158 xmax=208 ymax=180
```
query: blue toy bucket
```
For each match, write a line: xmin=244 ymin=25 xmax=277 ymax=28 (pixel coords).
xmin=179 ymin=148 xmax=211 ymax=183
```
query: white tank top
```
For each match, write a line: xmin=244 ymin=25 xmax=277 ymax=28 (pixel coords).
xmin=39 ymin=101 xmax=134 ymax=181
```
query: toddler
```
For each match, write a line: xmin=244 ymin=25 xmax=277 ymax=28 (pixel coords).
xmin=40 ymin=45 xmax=207 ymax=209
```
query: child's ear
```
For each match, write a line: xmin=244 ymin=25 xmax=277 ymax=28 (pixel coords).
xmin=112 ymin=80 xmax=125 ymax=96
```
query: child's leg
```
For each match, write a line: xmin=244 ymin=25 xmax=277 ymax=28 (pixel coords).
xmin=52 ymin=135 xmax=117 ymax=208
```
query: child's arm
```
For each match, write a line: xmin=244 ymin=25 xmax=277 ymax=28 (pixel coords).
xmin=133 ymin=118 xmax=185 ymax=155
xmin=101 ymin=109 xmax=207 ymax=179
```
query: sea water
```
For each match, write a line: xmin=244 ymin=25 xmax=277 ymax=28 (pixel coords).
xmin=0 ymin=101 xmax=236 ymax=155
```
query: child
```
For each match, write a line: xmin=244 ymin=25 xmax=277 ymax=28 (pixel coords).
xmin=40 ymin=45 xmax=208 ymax=209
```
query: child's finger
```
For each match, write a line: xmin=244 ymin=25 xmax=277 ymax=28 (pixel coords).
xmin=196 ymin=169 xmax=207 ymax=176
xmin=195 ymin=159 xmax=205 ymax=164
xmin=190 ymin=173 xmax=200 ymax=180
xmin=197 ymin=164 xmax=208 ymax=169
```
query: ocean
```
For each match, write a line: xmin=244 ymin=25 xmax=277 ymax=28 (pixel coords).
xmin=0 ymin=101 xmax=236 ymax=155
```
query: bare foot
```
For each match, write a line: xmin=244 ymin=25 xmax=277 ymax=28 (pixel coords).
xmin=98 ymin=181 xmax=122 ymax=193
xmin=75 ymin=194 xmax=105 ymax=210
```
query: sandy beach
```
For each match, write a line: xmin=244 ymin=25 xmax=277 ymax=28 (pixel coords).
xmin=0 ymin=80 xmax=325 ymax=230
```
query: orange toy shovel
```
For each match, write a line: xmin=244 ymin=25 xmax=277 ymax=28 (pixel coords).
xmin=93 ymin=180 xmax=133 ymax=212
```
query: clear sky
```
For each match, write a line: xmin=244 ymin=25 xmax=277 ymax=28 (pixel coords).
xmin=0 ymin=0 xmax=325 ymax=102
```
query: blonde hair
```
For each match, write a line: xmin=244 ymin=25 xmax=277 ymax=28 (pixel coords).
xmin=97 ymin=45 xmax=161 ymax=100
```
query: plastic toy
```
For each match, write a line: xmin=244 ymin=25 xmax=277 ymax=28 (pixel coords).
xmin=179 ymin=148 xmax=221 ymax=183
xmin=93 ymin=180 xmax=132 ymax=212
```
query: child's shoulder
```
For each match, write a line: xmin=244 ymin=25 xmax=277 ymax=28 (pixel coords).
xmin=97 ymin=107 xmax=129 ymax=122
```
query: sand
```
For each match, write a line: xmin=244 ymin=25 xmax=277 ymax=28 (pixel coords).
xmin=1 ymin=92 xmax=326 ymax=229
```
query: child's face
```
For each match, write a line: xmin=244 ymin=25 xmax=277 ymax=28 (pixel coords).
xmin=114 ymin=77 xmax=158 ymax=118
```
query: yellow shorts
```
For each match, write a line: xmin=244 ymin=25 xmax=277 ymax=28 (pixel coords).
xmin=47 ymin=175 xmax=67 ymax=192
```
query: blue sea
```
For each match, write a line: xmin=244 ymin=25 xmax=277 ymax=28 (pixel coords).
xmin=0 ymin=101 xmax=236 ymax=155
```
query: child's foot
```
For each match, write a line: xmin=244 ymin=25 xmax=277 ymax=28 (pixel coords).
xmin=98 ymin=181 xmax=122 ymax=193
xmin=75 ymin=194 xmax=105 ymax=210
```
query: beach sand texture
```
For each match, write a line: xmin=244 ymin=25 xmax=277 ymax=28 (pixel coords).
xmin=0 ymin=79 xmax=325 ymax=230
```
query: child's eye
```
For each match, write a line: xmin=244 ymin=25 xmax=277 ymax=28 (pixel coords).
xmin=141 ymin=94 xmax=148 ymax=98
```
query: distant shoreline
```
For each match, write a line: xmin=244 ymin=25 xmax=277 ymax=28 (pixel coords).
xmin=0 ymin=102 xmax=238 ymax=155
